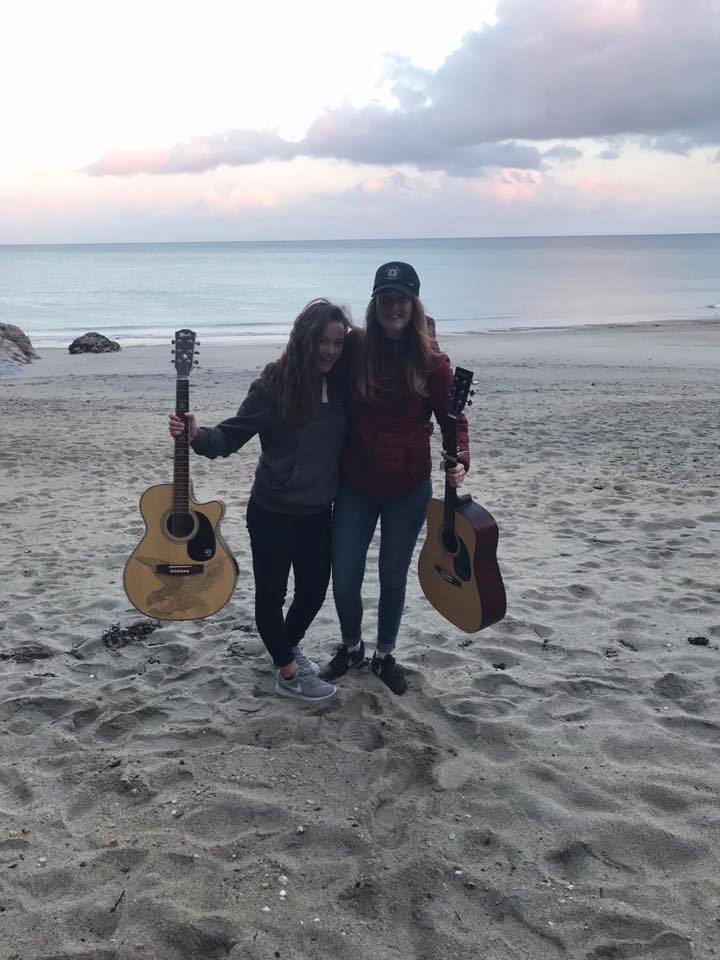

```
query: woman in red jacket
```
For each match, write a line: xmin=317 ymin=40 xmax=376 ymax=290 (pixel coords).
xmin=322 ymin=262 xmax=468 ymax=694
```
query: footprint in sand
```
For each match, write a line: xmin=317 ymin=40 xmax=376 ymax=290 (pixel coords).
xmin=0 ymin=767 xmax=33 ymax=810
xmin=96 ymin=704 xmax=170 ymax=742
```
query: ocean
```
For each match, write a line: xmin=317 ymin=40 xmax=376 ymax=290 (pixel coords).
xmin=1 ymin=234 xmax=719 ymax=348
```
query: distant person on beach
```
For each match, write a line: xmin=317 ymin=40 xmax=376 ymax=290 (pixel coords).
xmin=321 ymin=262 xmax=469 ymax=695
xmin=168 ymin=299 xmax=350 ymax=703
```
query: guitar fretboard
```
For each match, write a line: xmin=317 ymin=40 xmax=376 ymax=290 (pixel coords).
xmin=173 ymin=379 xmax=190 ymax=516
xmin=443 ymin=415 xmax=458 ymax=533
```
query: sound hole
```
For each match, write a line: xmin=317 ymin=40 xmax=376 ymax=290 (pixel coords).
xmin=167 ymin=512 xmax=194 ymax=538
xmin=441 ymin=526 xmax=472 ymax=582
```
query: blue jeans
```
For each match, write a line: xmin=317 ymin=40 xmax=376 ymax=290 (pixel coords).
xmin=331 ymin=479 xmax=432 ymax=654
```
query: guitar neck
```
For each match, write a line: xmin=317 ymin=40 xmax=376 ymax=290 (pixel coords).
xmin=443 ymin=415 xmax=458 ymax=528
xmin=173 ymin=378 xmax=190 ymax=514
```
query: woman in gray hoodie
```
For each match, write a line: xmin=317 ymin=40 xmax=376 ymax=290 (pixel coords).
xmin=168 ymin=299 xmax=350 ymax=702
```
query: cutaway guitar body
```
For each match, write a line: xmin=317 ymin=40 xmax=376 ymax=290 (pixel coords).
xmin=123 ymin=329 xmax=238 ymax=620
xmin=419 ymin=496 xmax=506 ymax=633
xmin=124 ymin=483 xmax=238 ymax=621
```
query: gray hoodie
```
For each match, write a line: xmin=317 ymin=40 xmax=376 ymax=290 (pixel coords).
xmin=190 ymin=378 xmax=347 ymax=514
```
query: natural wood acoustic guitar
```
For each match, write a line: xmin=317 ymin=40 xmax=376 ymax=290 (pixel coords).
xmin=123 ymin=330 xmax=238 ymax=620
xmin=418 ymin=366 xmax=506 ymax=633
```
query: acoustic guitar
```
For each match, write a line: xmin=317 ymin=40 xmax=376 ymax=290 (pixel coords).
xmin=418 ymin=366 xmax=506 ymax=633
xmin=123 ymin=330 xmax=238 ymax=620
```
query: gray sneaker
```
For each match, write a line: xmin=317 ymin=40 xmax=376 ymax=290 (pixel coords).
xmin=276 ymin=668 xmax=337 ymax=702
xmin=291 ymin=645 xmax=320 ymax=677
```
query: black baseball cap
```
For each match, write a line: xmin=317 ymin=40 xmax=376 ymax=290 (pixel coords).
xmin=372 ymin=261 xmax=420 ymax=298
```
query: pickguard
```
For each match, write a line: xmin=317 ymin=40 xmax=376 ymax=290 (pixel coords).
xmin=452 ymin=539 xmax=472 ymax=581
xmin=440 ymin=526 xmax=472 ymax=581
xmin=187 ymin=511 xmax=217 ymax=561
xmin=165 ymin=510 xmax=217 ymax=561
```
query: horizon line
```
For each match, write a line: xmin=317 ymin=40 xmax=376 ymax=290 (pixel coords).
xmin=2 ymin=230 xmax=720 ymax=249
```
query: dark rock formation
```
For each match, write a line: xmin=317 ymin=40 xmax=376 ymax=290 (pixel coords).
xmin=68 ymin=332 xmax=121 ymax=354
xmin=0 ymin=324 xmax=40 ymax=364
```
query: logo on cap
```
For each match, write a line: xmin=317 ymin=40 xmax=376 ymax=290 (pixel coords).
xmin=385 ymin=265 xmax=400 ymax=279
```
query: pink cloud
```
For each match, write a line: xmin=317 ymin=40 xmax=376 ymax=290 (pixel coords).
xmin=577 ymin=176 xmax=646 ymax=206
xmin=580 ymin=0 xmax=641 ymax=29
xmin=476 ymin=168 xmax=543 ymax=203
xmin=86 ymin=148 xmax=172 ymax=176
xmin=202 ymin=185 xmax=278 ymax=213
xmin=362 ymin=177 xmax=387 ymax=194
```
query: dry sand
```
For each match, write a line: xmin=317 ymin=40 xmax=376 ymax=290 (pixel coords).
xmin=1 ymin=320 xmax=719 ymax=960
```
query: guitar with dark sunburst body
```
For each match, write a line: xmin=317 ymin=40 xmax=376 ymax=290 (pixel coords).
xmin=418 ymin=366 xmax=506 ymax=633
xmin=123 ymin=330 xmax=238 ymax=620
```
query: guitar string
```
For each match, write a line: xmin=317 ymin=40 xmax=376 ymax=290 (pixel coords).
xmin=173 ymin=376 xmax=190 ymax=538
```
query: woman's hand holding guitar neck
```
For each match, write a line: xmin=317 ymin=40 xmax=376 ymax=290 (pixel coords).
xmin=168 ymin=412 xmax=199 ymax=442
xmin=441 ymin=449 xmax=466 ymax=488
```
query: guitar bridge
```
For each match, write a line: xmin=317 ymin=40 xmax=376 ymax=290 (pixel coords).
xmin=155 ymin=564 xmax=204 ymax=576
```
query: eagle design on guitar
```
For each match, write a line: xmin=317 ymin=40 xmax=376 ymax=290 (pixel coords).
xmin=418 ymin=366 xmax=506 ymax=632
xmin=123 ymin=330 xmax=238 ymax=620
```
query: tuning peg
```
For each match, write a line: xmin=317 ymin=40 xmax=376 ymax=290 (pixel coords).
xmin=467 ymin=400 xmax=473 ymax=406
xmin=194 ymin=360 xmax=199 ymax=365
xmin=469 ymin=389 xmax=475 ymax=396
xmin=196 ymin=340 xmax=201 ymax=346
xmin=171 ymin=339 xmax=176 ymax=344
xmin=194 ymin=350 xmax=199 ymax=355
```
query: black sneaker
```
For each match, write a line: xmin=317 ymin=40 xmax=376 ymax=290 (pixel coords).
xmin=320 ymin=640 xmax=366 ymax=680
xmin=371 ymin=653 xmax=408 ymax=695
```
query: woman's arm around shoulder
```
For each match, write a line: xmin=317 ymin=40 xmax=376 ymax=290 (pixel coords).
xmin=191 ymin=378 xmax=273 ymax=459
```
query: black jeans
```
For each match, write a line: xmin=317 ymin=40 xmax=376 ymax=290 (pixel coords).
xmin=246 ymin=498 xmax=332 ymax=668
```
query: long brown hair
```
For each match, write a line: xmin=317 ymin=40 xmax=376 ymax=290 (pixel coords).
xmin=262 ymin=298 xmax=350 ymax=426
xmin=353 ymin=294 xmax=436 ymax=401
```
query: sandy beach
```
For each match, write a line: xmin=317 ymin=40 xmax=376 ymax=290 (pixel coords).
xmin=1 ymin=319 xmax=719 ymax=960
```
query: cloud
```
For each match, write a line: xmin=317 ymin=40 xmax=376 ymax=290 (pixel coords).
xmin=575 ymin=175 xmax=648 ymax=210
xmin=87 ymin=115 xmax=542 ymax=178
xmin=201 ymin=184 xmax=279 ymax=212
xmin=484 ymin=169 xmax=544 ymax=203
xmin=302 ymin=107 xmax=542 ymax=174
xmin=402 ymin=0 xmax=720 ymax=145
xmin=596 ymin=147 xmax=622 ymax=161
xmin=643 ymin=136 xmax=698 ymax=157
xmin=87 ymin=0 xmax=720 ymax=178
xmin=7 ymin=158 xmax=720 ymax=244
xmin=543 ymin=145 xmax=583 ymax=163
xmin=87 ymin=130 xmax=297 ymax=176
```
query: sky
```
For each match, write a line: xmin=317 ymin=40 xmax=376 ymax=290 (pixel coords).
xmin=2 ymin=0 xmax=720 ymax=242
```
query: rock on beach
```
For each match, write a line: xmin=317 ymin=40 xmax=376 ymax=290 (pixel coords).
xmin=0 ymin=323 xmax=40 ymax=364
xmin=68 ymin=331 xmax=121 ymax=354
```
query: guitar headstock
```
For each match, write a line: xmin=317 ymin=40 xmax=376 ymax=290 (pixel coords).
xmin=172 ymin=329 xmax=198 ymax=378
xmin=448 ymin=366 xmax=474 ymax=418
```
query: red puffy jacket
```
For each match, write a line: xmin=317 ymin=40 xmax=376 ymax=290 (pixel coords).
xmin=340 ymin=333 xmax=470 ymax=498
